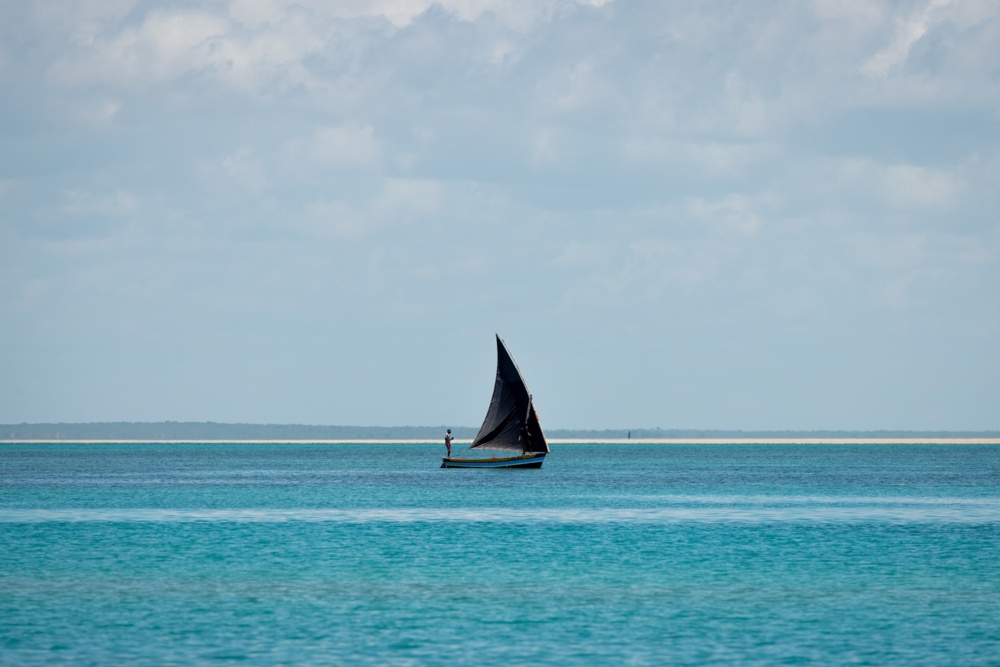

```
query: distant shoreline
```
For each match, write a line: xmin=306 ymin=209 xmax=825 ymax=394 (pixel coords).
xmin=6 ymin=422 xmax=998 ymax=443
xmin=4 ymin=438 xmax=1000 ymax=445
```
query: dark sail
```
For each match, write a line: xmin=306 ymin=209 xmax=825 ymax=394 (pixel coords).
xmin=470 ymin=335 xmax=549 ymax=454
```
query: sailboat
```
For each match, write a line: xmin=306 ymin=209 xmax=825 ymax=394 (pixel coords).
xmin=441 ymin=334 xmax=549 ymax=469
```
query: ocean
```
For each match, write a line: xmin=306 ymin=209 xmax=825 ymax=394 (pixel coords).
xmin=2 ymin=443 xmax=998 ymax=665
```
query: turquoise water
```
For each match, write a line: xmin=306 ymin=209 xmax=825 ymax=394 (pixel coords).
xmin=2 ymin=443 xmax=999 ymax=665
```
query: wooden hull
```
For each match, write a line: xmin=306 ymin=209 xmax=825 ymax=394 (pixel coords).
xmin=441 ymin=453 xmax=547 ymax=469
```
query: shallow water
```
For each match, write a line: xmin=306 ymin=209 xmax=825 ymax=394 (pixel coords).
xmin=2 ymin=443 xmax=998 ymax=665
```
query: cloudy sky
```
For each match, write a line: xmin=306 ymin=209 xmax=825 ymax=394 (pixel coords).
xmin=1 ymin=0 xmax=998 ymax=430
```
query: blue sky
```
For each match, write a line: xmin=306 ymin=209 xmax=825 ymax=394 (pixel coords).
xmin=1 ymin=0 xmax=998 ymax=430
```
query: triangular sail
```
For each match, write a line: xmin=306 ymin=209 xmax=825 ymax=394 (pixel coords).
xmin=470 ymin=335 xmax=549 ymax=454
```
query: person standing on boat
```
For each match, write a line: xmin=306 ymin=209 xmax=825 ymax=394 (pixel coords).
xmin=444 ymin=429 xmax=453 ymax=457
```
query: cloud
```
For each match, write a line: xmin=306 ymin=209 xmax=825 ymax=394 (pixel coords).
xmin=297 ymin=177 xmax=442 ymax=239
xmin=31 ymin=0 xmax=138 ymax=44
xmin=555 ymin=241 xmax=606 ymax=268
xmin=42 ymin=0 xmax=616 ymax=97
xmin=811 ymin=0 xmax=886 ymax=28
xmin=862 ymin=0 xmax=958 ymax=78
xmin=374 ymin=177 xmax=441 ymax=215
xmin=285 ymin=0 xmax=613 ymax=30
xmin=309 ymin=123 xmax=384 ymax=169
xmin=826 ymin=158 xmax=964 ymax=213
xmin=683 ymin=194 xmax=770 ymax=237
xmin=883 ymin=164 xmax=962 ymax=209
xmin=201 ymin=148 xmax=270 ymax=193
xmin=681 ymin=141 xmax=779 ymax=178
xmin=723 ymin=72 xmax=768 ymax=138
xmin=859 ymin=0 xmax=999 ymax=96
xmin=3 ymin=0 xmax=999 ymax=427
xmin=61 ymin=188 xmax=139 ymax=217
xmin=49 ymin=10 xmax=231 ymax=87
xmin=301 ymin=198 xmax=361 ymax=238
xmin=71 ymin=98 xmax=122 ymax=125
xmin=844 ymin=229 xmax=999 ymax=312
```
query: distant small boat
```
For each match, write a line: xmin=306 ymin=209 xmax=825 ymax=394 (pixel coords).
xmin=442 ymin=334 xmax=549 ymax=469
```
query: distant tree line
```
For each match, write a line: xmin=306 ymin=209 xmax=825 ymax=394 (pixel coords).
xmin=547 ymin=427 xmax=1000 ymax=439
xmin=1 ymin=422 xmax=477 ymax=440
xmin=2 ymin=422 xmax=998 ymax=440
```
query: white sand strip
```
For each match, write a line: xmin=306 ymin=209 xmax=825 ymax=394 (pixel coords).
xmin=2 ymin=438 xmax=999 ymax=445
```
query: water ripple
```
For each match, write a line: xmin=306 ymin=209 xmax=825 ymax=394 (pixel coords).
xmin=2 ymin=503 xmax=999 ymax=524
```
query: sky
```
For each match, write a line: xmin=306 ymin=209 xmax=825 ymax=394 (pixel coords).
xmin=1 ymin=0 xmax=998 ymax=431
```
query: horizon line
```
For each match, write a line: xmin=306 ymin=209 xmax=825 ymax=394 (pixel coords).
xmin=2 ymin=421 xmax=999 ymax=435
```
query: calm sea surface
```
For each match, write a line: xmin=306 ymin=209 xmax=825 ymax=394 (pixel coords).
xmin=2 ymin=443 xmax=999 ymax=665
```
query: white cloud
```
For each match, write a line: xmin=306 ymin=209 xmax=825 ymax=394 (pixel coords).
xmin=626 ymin=238 xmax=726 ymax=292
xmin=849 ymin=232 xmax=929 ymax=271
xmin=310 ymin=124 xmax=384 ymax=169
xmin=222 ymin=149 xmax=270 ymax=192
xmin=557 ymin=235 xmax=734 ymax=311
xmin=4 ymin=0 xmax=1000 ymax=427
xmin=297 ymin=177 xmax=441 ymax=239
xmin=32 ymin=0 xmax=138 ymax=45
xmin=883 ymin=164 xmax=962 ymax=210
xmin=70 ymin=98 xmax=122 ymax=126
xmin=42 ymin=0 xmax=619 ymax=97
xmin=547 ymin=58 xmax=616 ymax=114
xmin=681 ymin=141 xmax=779 ymax=178
xmin=811 ymin=0 xmax=886 ymax=29
xmin=62 ymin=189 xmax=139 ymax=217
xmin=375 ymin=178 xmax=442 ymax=216
xmin=229 ymin=0 xmax=435 ymax=29
xmin=724 ymin=72 xmax=768 ymax=137
xmin=228 ymin=0 xmax=286 ymax=28
xmin=531 ymin=127 xmax=563 ymax=168
xmin=198 ymin=14 xmax=326 ymax=93
xmin=301 ymin=198 xmax=361 ymax=238
xmin=303 ymin=0 xmax=614 ymax=30
xmin=862 ymin=0 xmax=958 ymax=78
xmin=683 ymin=194 xmax=769 ymax=237
xmin=200 ymin=148 xmax=269 ymax=193
xmin=821 ymin=158 xmax=964 ymax=214
xmin=49 ymin=10 xmax=230 ymax=87
xmin=555 ymin=241 xmax=606 ymax=268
